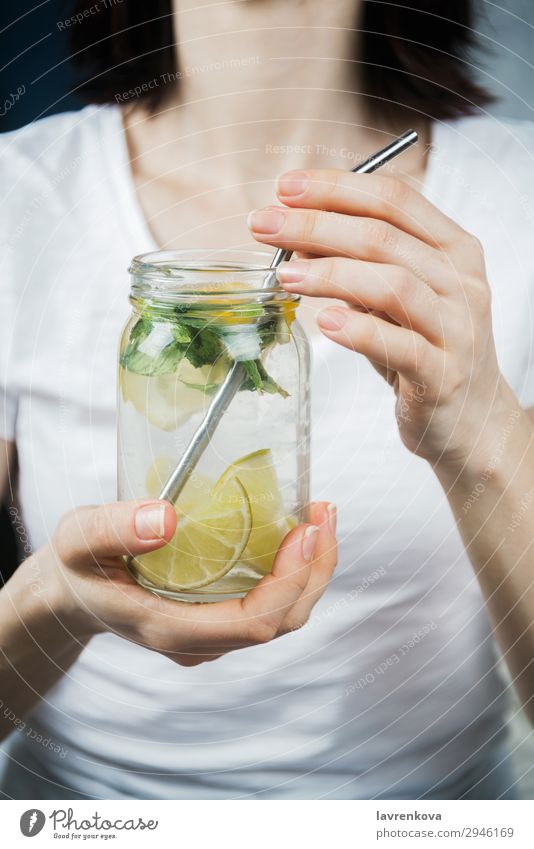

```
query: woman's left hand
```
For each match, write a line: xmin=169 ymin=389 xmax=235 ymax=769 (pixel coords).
xmin=248 ymin=169 xmax=509 ymax=471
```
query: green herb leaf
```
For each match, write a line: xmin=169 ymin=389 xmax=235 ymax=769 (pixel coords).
xmin=173 ymin=323 xmax=192 ymax=344
xmin=152 ymin=343 xmax=186 ymax=374
xmin=258 ymin=319 xmax=277 ymax=350
xmin=241 ymin=359 xmax=289 ymax=398
xmin=120 ymin=316 xmax=153 ymax=365
xmin=242 ymin=360 xmax=263 ymax=391
xmin=121 ymin=307 xmax=289 ymax=398
xmin=130 ymin=316 xmax=153 ymax=344
xmin=121 ymin=341 xmax=185 ymax=376
xmin=186 ymin=328 xmax=224 ymax=369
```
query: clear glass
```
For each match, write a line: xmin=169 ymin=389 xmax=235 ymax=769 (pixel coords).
xmin=117 ymin=250 xmax=311 ymax=602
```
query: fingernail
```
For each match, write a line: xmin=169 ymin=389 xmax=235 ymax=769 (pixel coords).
xmin=277 ymin=260 xmax=310 ymax=286
xmin=277 ymin=170 xmax=309 ymax=197
xmin=327 ymin=503 xmax=337 ymax=535
xmin=247 ymin=208 xmax=286 ymax=235
xmin=302 ymin=525 xmax=319 ymax=562
xmin=317 ymin=308 xmax=348 ymax=331
xmin=135 ymin=503 xmax=166 ymax=540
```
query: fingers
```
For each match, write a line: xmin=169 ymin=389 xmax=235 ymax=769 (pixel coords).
xmin=54 ymin=500 xmax=177 ymax=566
xmin=87 ymin=505 xmax=336 ymax=665
xmin=156 ymin=518 xmax=322 ymax=649
xmin=278 ymin=502 xmax=338 ymax=633
xmin=277 ymin=256 xmax=444 ymax=343
xmin=275 ymin=169 xmax=461 ymax=248
xmin=235 ymin=521 xmax=319 ymax=641
xmin=247 ymin=206 xmax=451 ymax=293
xmin=316 ymin=306 xmax=442 ymax=382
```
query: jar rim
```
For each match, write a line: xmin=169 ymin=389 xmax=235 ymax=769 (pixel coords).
xmin=128 ymin=249 xmax=299 ymax=305
xmin=130 ymin=248 xmax=280 ymax=284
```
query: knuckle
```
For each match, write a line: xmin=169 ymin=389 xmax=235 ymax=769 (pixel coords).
xmin=468 ymin=276 xmax=492 ymax=313
xmin=280 ymin=617 xmax=307 ymax=636
xmin=321 ymin=170 xmax=342 ymax=204
xmin=464 ymin=230 xmax=483 ymax=254
xmin=460 ymin=230 xmax=486 ymax=271
xmin=248 ymin=617 xmax=278 ymax=645
xmin=445 ymin=365 xmax=465 ymax=396
xmin=299 ymin=209 xmax=320 ymax=245
xmin=358 ymin=315 xmax=379 ymax=352
xmin=404 ymin=333 xmax=427 ymax=372
xmin=53 ymin=506 xmax=90 ymax=562
xmin=377 ymin=175 xmax=411 ymax=210
xmin=52 ymin=511 xmax=73 ymax=560
xmin=389 ymin=268 xmax=416 ymax=310
xmin=317 ymin=257 xmax=342 ymax=294
xmin=365 ymin=219 xmax=397 ymax=255
xmin=88 ymin=507 xmax=114 ymax=551
xmin=321 ymin=256 xmax=338 ymax=284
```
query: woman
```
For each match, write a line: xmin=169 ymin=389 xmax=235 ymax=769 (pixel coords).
xmin=1 ymin=0 xmax=533 ymax=800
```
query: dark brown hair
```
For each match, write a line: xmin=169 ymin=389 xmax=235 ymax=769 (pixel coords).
xmin=68 ymin=0 xmax=493 ymax=120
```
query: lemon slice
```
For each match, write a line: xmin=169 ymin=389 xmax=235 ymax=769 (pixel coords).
xmin=216 ymin=449 xmax=292 ymax=575
xmin=120 ymin=358 xmax=228 ymax=433
xmin=133 ymin=477 xmax=251 ymax=591
xmin=120 ymin=368 xmax=207 ymax=432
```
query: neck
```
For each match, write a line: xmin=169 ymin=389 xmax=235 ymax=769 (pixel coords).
xmin=125 ymin=0 xmax=429 ymax=188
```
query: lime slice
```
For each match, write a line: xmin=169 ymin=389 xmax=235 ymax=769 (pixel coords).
xmin=216 ymin=449 xmax=291 ymax=575
xmin=133 ymin=476 xmax=252 ymax=591
xmin=145 ymin=455 xmax=213 ymax=505
xmin=242 ymin=514 xmax=297 ymax=574
xmin=217 ymin=448 xmax=283 ymax=515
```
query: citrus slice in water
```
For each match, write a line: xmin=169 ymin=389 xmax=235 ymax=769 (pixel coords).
xmin=134 ymin=477 xmax=251 ymax=591
xmin=216 ymin=449 xmax=293 ymax=575
xmin=120 ymin=358 xmax=228 ymax=433
xmin=145 ymin=455 xmax=213 ymax=504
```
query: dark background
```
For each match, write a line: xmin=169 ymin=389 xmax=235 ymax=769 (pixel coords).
xmin=0 ymin=0 xmax=82 ymax=134
xmin=2 ymin=0 xmax=534 ymax=135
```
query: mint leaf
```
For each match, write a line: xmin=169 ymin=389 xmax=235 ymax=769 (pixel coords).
xmin=241 ymin=359 xmax=289 ymax=397
xmin=173 ymin=323 xmax=192 ymax=344
xmin=258 ymin=320 xmax=277 ymax=350
xmin=120 ymin=316 xmax=152 ymax=365
xmin=121 ymin=341 xmax=185 ymax=376
xmin=152 ymin=343 xmax=186 ymax=374
xmin=120 ymin=349 xmax=156 ymax=375
xmin=186 ymin=328 xmax=224 ymax=369
xmin=242 ymin=360 xmax=263 ymax=391
xmin=130 ymin=316 xmax=153 ymax=344
xmin=121 ymin=308 xmax=289 ymax=399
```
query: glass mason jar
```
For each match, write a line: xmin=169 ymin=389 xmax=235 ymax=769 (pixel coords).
xmin=118 ymin=250 xmax=311 ymax=602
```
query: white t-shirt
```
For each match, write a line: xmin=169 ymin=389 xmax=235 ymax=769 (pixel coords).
xmin=1 ymin=106 xmax=534 ymax=800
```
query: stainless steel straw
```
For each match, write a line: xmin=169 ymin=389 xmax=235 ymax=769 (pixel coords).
xmin=159 ymin=129 xmax=418 ymax=503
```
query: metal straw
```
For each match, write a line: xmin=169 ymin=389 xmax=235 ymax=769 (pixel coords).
xmin=159 ymin=129 xmax=418 ymax=503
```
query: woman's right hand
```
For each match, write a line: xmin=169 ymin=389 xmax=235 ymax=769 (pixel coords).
xmin=43 ymin=499 xmax=337 ymax=666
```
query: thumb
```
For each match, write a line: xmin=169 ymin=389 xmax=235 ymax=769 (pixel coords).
xmin=54 ymin=500 xmax=177 ymax=566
